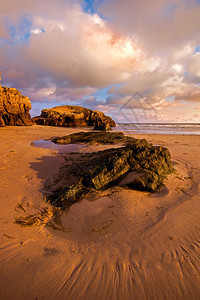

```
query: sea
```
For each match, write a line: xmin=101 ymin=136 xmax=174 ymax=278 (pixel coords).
xmin=113 ymin=123 xmax=200 ymax=135
xmin=32 ymin=123 xmax=200 ymax=152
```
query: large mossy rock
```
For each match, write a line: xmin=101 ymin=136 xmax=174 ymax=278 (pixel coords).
xmin=45 ymin=132 xmax=173 ymax=208
xmin=32 ymin=105 xmax=116 ymax=131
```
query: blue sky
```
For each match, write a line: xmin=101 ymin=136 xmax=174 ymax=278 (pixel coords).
xmin=83 ymin=0 xmax=95 ymax=13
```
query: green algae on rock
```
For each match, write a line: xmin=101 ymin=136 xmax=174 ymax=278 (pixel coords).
xmin=45 ymin=132 xmax=173 ymax=208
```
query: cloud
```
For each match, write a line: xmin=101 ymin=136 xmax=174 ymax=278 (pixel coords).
xmin=0 ymin=0 xmax=145 ymax=110
xmin=0 ymin=0 xmax=200 ymax=122
xmin=97 ymin=0 xmax=200 ymax=52
xmin=25 ymin=13 xmax=141 ymax=88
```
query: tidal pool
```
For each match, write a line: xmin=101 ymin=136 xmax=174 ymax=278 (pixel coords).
xmin=32 ymin=139 xmax=85 ymax=153
xmin=32 ymin=139 xmax=123 ymax=153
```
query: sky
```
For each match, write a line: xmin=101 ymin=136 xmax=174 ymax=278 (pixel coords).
xmin=0 ymin=0 xmax=200 ymax=123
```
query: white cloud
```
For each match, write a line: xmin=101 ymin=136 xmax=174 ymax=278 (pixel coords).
xmin=31 ymin=28 xmax=44 ymax=35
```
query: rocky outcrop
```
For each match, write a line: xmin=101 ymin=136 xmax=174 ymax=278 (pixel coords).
xmin=51 ymin=131 xmax=131 ymax=145
xmin=45 ymin=132 xmax=173 ymax=208
xmin=32 ymin=105 xmax=116 ymax=130
xmin=0 ymin=72 xmax=32 ymax=126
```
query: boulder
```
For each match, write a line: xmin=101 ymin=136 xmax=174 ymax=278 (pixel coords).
xmin=94 ymin=119 xmax=111 ymax=131
xmin=127 ymin=171 xmax=165 ymax=193
xmin=32 ymin=105 xmax=116 ymax=130
xmin=0 ymin=72 xmax=32 ymax=126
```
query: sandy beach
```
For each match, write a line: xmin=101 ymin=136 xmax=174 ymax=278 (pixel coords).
xmin=0 ymin=125 xmax=200 ymax=300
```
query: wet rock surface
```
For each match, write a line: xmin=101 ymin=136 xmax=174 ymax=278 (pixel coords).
xmin=32 ymin=105 xmax=116 ymax=130
xmin=44 ymin=132 xmax=173 ymax=208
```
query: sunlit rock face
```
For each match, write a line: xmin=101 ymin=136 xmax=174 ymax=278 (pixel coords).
xmin=32 ymin=105 xmax=116 ymax=131
xmin=0 ymin=72 xmax=32 ymax=126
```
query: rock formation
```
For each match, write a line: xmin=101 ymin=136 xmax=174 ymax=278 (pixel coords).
xmin=32 ymin=105 xmax=116 ymax=130
xmin=45 ymin=132 xmax=173 ymax=208
xmin=51 ymin=131 xmax=130 ymax=145
xmin=0 ymin=72 xmax=32 ymax=126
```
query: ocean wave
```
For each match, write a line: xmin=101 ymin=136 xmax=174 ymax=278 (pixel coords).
xmin=114 ymin=123 xmax=200 ymax=135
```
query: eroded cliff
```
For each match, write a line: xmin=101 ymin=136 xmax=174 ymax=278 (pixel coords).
xmin=0 ymin=72 xmax=32 ymax=126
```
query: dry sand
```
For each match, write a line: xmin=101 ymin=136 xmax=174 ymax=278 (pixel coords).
xmin=0 ymin=125 xmax=200 ymax=300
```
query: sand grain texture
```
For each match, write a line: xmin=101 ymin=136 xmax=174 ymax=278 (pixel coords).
xmin=0 ymin=126 xmax=200 ymax=300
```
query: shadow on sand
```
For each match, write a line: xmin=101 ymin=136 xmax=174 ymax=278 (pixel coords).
xmin=29 ymin=155 xmax=65 ymax=180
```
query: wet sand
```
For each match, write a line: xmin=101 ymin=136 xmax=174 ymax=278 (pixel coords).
xmin=0 ymin=125 xmax=200 ymax=300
